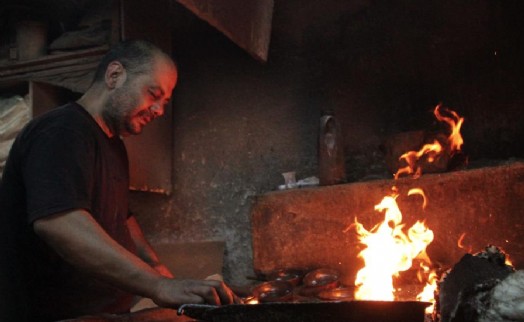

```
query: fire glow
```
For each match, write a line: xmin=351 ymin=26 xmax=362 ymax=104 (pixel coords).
xmin=349 ymin=105 xmax=465 ymax=312
xmin=350 ymin=189 xmax=434 ymax=302
xmin=395 ymin=104 xmax=465 ymax=179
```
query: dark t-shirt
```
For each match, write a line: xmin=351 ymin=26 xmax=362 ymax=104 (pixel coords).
xmin=0 ymin=102 xmax=137 ymax=321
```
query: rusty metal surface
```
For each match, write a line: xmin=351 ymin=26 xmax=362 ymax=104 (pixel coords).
xmin=178 ymin=301 xmax=430 ymax=322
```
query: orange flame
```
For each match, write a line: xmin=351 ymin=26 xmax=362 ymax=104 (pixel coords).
xmin=457 ymin=232 xmax=473 ymax=253
xmin=394 ymin=104 xmax=464 ymax=179
xmin=350 ymin=104 xmax=465 ymax=314
xmin=395 ymin=140 xmax=443 ymax=179
xmin=353 ymin=189 xmax=434 ymax=302
xmin=245 ymin=297 xmax=259 ymax=305
xmin=434 ymin=104 xmax=464 ymax=153
xmin=416 ymin=262 xmax=437 ymax=313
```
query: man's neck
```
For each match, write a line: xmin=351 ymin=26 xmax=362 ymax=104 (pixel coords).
xmin=76 ymin=92 xmax=115 ymax=138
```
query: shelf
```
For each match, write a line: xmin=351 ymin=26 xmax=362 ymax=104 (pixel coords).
xmin=0 ymin=46 xmax=108 ymax=85
xmin=0 ymin=0 xmax=174 ymax=194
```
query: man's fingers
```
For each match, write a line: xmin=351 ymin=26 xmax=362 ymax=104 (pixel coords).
xmin=189 ymin=282 xmax=221 ymax=305
xmin=155 ymin=279 xmax=242 ymax=308
xmin=215 ymin=282 xmax=235 ymax=305
xmin=204 ymin=274 xmax=233 ymax=304
xmin=182 ymin=292 xmax=206 ymax=305
xmin=201 ymin=280 xmax=236 ymax=305
xmin=233 ymin=293 xmax=244 ymax=304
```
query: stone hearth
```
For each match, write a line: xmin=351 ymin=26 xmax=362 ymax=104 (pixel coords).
xmin=252 ymin=162 xmax=524 ymax=286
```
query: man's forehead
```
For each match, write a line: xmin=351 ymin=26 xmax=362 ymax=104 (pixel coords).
xmin=146 ymin=56 xmax=176 ymax=89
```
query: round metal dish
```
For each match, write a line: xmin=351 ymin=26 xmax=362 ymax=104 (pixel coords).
xmin=317 ymin=285 xmax=355 ymax=301
xmin=266 ymin=268 xmax=306 ymax=286
xmin=302 ymin=268 xmax=340 ymax=287
xmin=251 ymin=280 xmax=294 ymax=303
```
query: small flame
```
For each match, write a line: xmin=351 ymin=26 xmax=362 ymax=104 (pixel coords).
xmin=434 ymin=104 xmax=464 ymax=152
xmin=395 ymin=140 xmax=443 ymax=179
xmin=457 ymin=232 xmax=473 ymax=253
xmin=457 ymin=232 xmax=466 ymax=248
xmin=394 ymin=104 xmax=464 ymax=179
xmin=353 ymin=189 xmax=434 ymax=302
xmin=416 ymin=262 xmax=437 ymax=314
xmin=245 ymin=297 xmax=259 ymax=305
xmin=407 ymin=188 xmax=427 ymax=209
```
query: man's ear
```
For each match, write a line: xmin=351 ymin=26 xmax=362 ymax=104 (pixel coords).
xmin=105 ymin=61 xmax=126 ymax=89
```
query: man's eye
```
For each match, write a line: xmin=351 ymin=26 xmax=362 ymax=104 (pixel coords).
xmin=149 ymin=90 xmax=160 ymax=100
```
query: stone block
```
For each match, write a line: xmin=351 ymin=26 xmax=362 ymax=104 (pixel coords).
xmin=154 ymin=240 xmax=225 ymax=279
xmin=252 ymin=162 xmax=524 ymax=285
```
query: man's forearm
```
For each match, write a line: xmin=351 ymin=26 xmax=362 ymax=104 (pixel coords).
xmin=32 ymin=209 xmax=241 ymax=307
xmin=33 ymin=209 xmax=165 ymax=299
xmin=127 ymin=215 xmax=174 ymax=278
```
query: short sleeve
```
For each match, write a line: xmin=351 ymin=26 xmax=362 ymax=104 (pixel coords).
xmin=23 ymin=126 xmax=95 ymax=223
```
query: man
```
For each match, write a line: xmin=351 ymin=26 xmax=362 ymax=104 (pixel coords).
xmin=0 ymin=40 xmax=239 ymax=322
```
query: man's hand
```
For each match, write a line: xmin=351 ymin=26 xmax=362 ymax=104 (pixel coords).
xmin=153 ymin=278 xmax=243 ymax=307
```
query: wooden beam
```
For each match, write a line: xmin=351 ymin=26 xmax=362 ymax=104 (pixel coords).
xmin=176 ymin=0 xmax=274 ymax=62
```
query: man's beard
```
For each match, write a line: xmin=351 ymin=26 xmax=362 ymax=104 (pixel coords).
xmin=103 ymin=87 xmax=141 ymax=136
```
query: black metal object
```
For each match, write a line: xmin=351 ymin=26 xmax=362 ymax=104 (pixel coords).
xmin=178 ymin=301 xmax=431 ymax=322
xmin=437 ymin=246 xmax=515 ymax=322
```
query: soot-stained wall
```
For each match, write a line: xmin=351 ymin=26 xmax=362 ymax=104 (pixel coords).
xmin=129 ymin=0 xmax=524 ymax=285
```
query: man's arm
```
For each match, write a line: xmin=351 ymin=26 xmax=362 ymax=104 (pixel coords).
xmin=127 ymin=215 xmax=174 ymax=278
xmin=33 ymin=209 xmax=238 ymax=306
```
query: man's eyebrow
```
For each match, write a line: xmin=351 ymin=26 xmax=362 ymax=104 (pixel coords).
xmin=149 ymin=86 xmax=167 ymax=98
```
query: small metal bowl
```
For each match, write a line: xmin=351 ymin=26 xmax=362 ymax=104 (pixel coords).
xmin=251 ymin=280 xmax=294 ymax=303
xmin=266 ymin=268 xmax=307 ymax=286
xmin=298 ymin=268 xmax=341 ymax=297
xmin=317 ymin=285 xmax=355 ymax=301
xmin=302 ymin=268 xmax=340 ymax=288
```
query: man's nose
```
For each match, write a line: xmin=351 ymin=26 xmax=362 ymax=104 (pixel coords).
xmin=150 ymin=103 xmax=164 ymax=117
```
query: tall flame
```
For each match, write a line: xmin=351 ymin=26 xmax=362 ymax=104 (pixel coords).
xmin=353 ymin=189 xmax=434 ymax=302
xmin=350 ymin=104 xmax=465 ymax=314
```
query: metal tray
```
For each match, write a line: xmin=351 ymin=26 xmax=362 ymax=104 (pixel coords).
xmin=178 ymin=300 xmax=431 ymax=322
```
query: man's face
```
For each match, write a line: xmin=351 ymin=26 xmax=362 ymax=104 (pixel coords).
xmin=105 ymin=56 xmax=178 ymax=136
